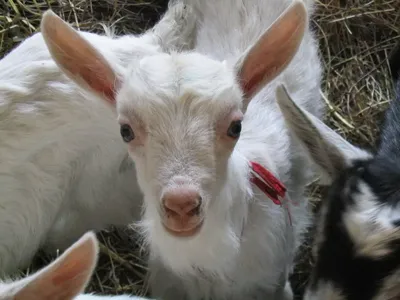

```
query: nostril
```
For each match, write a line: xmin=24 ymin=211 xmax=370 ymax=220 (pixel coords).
xmin=164 ymin=201 xmax=201 ymax=217
xmin=188 ymin=201 xmax=201 ymax=217
xmin=162 ymin=189 xmax=202 ymax=217
xmin=164 ymin=206 xmax=177 ymax=216
xmin=186 ymin=196 xmax=202 ymax=217
xmin=190 ymin=196 xmax=202 ymax=215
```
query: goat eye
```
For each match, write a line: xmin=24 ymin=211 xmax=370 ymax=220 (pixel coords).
xmin=120 ymin=124 xmax=135 ymax=143
xmin=227 ymin=120 xmax=242 ymax=138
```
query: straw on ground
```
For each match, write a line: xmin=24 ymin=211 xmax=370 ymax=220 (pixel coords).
xmin=1 ymin=0 xmax=399 ymax=298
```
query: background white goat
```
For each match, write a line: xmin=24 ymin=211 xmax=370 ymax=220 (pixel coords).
xmin=0 ymin=231 xmax=152 ymax=300
xmin=0 ymin=0 xmax=197 ymax=276
xmin=39 ymin=0 xmax=324 ymax=298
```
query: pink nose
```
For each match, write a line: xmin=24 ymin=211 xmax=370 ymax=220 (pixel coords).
xmin=162 ymin=187 xmax=202 ymax=217
xmin=161 ymin=186 xmax=203 ymax=237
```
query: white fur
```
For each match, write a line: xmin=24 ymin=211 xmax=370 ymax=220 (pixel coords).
xmin=343 ymin=181 xmax=400 ymax=258
xmin=304 ymin=282 xmax=345 ymax=300
xmin=0 ymin=1 xmax=197 ymax=276
xmin=76 ymin=296 xmax=149 ymax=300
xmin=0 ymin=277 xmax=151 ymax=300
xmin=0 ymin=231 xmax=153 ymax=299
xmin=1 ymin=1 xmax=323 ymax=299
xmin=133 ymin=0 xmax=324 ymax=299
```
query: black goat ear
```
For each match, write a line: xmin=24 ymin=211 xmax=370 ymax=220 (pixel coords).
xmin=276 ymin=84 xmax=371 ymax=184
xmin=389 ymin=43 xmax=400 ymax=81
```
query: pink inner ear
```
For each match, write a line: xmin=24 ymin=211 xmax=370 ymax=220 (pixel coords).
xmin=80 ymin=64 xmax=116 ymax=101
xmin=14 ymin=232 xmax=98 ymax=300
xmin=51 ymin=259 xmax=86 ymax=286
xmin=238 ymin=1 xmax=306 ymax=100
xmin=41 ymin=11 xmax=118 ymax=104
xmin=240 ymin=26 xmax=300 ymax=97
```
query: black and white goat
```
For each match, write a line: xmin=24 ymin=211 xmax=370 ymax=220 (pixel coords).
xmin=276 ymin=44 xmax=400 ymax=300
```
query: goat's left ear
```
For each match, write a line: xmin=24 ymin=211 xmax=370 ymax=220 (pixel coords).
xmin=276 ymin=84 xmax=371 ymax=183
xmin=235 ymin=0 xmax=307 ymax=106
xmin=41 ymin=10 xmax=119 ymax=106
xmin=14 ymin=231 xmax=99 ymax=300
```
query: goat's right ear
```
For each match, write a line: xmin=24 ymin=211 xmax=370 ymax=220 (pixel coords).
xmin=14 ymin=231 xmax=99 ymax=300
xmin=276 ymin=85 xmax=371 ymax=183
xmin=40 ymin=10 xmax=119 ymax=106
xmin=235 ymin=0 xmax=307 ymax=108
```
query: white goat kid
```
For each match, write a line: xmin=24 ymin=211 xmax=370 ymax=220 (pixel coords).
xmin=40 ymin=0 xmax=323 ymax=298
xmin=0 ymin=231 xmax=152 ymax=300
xmin=0 ymin=1 xmax=196 ymax=277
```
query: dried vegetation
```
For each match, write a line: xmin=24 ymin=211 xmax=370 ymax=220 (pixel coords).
xmin=1 ymin=0 xmax=399 ymax=298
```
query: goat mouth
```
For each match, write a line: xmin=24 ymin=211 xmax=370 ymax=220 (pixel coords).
xmin=162 ymin=220 xmax=204 ymax=238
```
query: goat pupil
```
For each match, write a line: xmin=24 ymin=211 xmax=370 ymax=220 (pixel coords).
xmin=120 ymin=124 xmax=135 ymax=143
xmin=227 ymin=120 xmax=242 ymax=138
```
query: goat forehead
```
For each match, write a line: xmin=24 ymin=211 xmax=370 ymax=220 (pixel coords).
xmin=117 ymin=52 xmax=243 ymax=120
xmin=365 ymin=157 xmax=400 ymax=203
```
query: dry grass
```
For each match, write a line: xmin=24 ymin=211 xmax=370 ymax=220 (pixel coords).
xmin=1 ymin=0 xmax=399 ymax=299
xmin=0 ymin=0 xmax=169 ymax=57
xmin=315 ymin=0 xmax=399 ymax=149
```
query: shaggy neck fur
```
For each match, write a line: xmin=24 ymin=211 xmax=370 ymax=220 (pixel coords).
xmin=141 ymin=148 xmax=252 ymax=276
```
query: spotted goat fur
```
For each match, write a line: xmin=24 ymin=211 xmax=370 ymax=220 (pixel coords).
xmin=276 ymin=44 xmax=400 ymax=300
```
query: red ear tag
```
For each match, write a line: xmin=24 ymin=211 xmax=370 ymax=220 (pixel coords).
xmin=249 ymin=161 xmax=293 ymax=226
